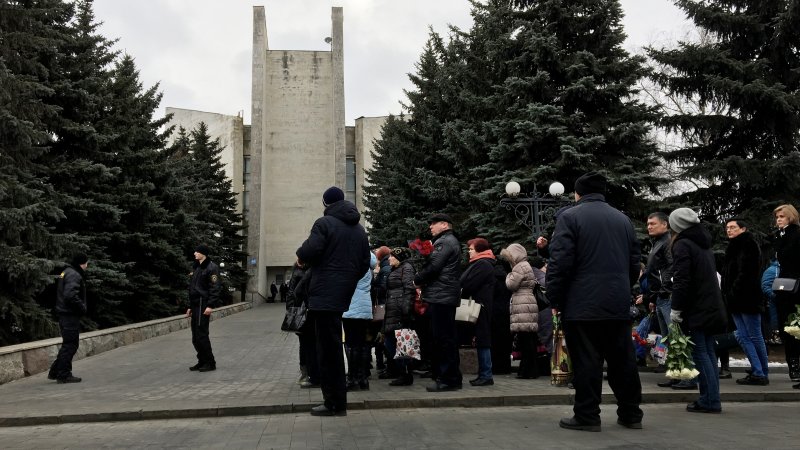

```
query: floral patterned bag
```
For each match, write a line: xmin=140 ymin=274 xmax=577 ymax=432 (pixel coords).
xmin=394 ymin=328 xmax=421 ymax=360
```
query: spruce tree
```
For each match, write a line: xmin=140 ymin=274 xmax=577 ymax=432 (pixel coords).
xmin=0 ymin=0 xmax=75 ymax=344
xmin=648 ymin=0 xmax=800 ymax=229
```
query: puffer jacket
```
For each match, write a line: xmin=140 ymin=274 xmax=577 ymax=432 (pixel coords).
xmin=55 ymin=265 xmax=87 ymax=316
xmin=384 ymin=260 xmax=416 ymax=332
xmin=296 ymin=200 xmax=371 ymax=312
xmin=502 ymin=243 xmax=538 ymax=333
xmin=414 ymin=230 xmax=461 ymax=306
xmin=344 ymin=253 xmax=377 ymax=319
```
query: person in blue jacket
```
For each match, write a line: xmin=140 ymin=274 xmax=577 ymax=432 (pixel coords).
xmin=343 ymin=253 xmax=377 ymax=391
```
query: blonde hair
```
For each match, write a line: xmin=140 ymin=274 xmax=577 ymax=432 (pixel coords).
xmin=774 ymin=204 xmax=800 ymax=225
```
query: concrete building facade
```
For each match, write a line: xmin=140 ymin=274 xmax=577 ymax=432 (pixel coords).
xmin=166 ymin=7 xmax=388 ymax=301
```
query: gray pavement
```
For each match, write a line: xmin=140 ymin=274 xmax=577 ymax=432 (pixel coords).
xmin=1 ymin=403 xmax=799 ymax=449
xmin=0 ymin=302 xmax=798 ymax=428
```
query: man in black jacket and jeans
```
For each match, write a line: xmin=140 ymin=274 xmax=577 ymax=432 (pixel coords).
xmin=187 ymin=244 xmax=221 ymax=372
xmin=297 ymin=186 xmax=370 ymax=417
xmin=415 ymin=213 xmax=463 ymax=392
xmin=49 ymin=253 xmax=89 ymax=384
xmin=546 ymin=172 xmax=643 ymax=432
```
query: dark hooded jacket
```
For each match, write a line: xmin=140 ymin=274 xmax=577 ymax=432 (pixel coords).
xmin=189 ymin=257 xmax=222 ymax=309
xmin=55 ymin=265 xmax=87 ymax=316
xmin=670 ymin=224 xmax=727 ymax=334
xmin=414 ymin=229 xmax=462 ymax=306
xmin=721 ymin=231 xmax=762 ymax=314
xmin=296 ymin=200 xmax=371 ymax=312
xmin=641 ymin=231 xmax=673 ymax=302
xmin=545 ymin=193 xmax=640 ymax=321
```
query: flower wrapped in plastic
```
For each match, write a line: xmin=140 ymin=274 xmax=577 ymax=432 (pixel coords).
xmin=662 ymin=323 xmax=700 ymax=380
xmin=784 ymin=305 xmax=800 ymax=340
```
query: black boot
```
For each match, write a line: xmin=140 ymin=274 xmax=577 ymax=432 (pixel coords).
xmin=789 ymin=357 xmax=800 ymax=382
xmin=358 ymin=345 xmax=370 ymax=390
xmin=345 ymin=347 xmax=359 ymax=391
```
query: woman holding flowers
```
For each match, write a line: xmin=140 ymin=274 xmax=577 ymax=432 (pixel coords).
xmin=772 ymin=204 xmax=800 ymax=386
xmin=668 ymin=208 xmax=728 ymax=413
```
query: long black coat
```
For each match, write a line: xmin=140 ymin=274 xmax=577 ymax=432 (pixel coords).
xmin=671 ymin=224 xmax=727 ymax=334
xmin=414 ymin=230 xmax=462 ymax=306
xmin=384 ymin=261 xmax=416 ymax=333
xmin=721 ymin=231 xmax=762 ymax=314
xmin=545 ymin=193 xmax=640 ymax=321
xmin=775 ymin=223 xmax=800 ymax=306
xmin=460 ymin=257 xmax=496 ymax=347
xmin=296 ymin=200 xmax=371 ymax=312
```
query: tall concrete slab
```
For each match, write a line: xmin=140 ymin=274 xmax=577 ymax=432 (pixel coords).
xmin=248 ymin=6 xmax=267 ymax=300
xmin=332 ymin=7 xmax=346 ymax=189
xmin=354 ymin=115 xmax=388 ymax=224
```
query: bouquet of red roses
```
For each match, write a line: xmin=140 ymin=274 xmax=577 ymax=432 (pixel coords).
xmin=408 ymin=237 xmax=433 ymax=271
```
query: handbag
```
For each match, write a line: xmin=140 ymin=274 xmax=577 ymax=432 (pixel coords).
xmin=533 ymin=283 xmax=550 ymax=310
xmin=394 ymin=328 xmax=422 ymax=360
xmin=413 ymin=288 xmax=427 ymax=316
xmin=281 ymin=303 xmax=307 ymax=332
xmin=372 ymin=304 xmax=385 ymax=322
xmin=772 ymin=277 xmax=799 ymax=294
xmin=455 ymin=298 xmax=482 ymax=323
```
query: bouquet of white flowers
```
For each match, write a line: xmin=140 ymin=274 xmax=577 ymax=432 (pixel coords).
xmin=662 ymin=323 xmax=700 ymax=380
xmin=784 ymin=305 xmax=800 ymax=340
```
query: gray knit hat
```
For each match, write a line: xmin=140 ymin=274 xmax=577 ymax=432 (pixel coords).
xmin=669 ymin=208 xmax=700 ymax=233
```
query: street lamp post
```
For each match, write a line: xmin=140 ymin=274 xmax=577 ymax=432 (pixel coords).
xmin=499 ymin=180 xmax=570 ymax=240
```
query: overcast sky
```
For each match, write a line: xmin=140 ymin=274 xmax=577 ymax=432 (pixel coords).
xmin=93 ymin=0 xmax=691 ymax=125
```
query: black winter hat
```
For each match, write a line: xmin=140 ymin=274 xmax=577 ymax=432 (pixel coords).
xmin=322 ymin=186 xmax=345 ymax=206
xmin=574 ymin=171 xmax=607 ymax=196
xmin=391 ymin=247 xmax=413 ymax=262
xmin=195 ymin=244 xmax=211 ymax=257
xmin=70 ymin=253 xmax=88 ymax=267
xmin=428 ymin=213 xmax=453 ymax=224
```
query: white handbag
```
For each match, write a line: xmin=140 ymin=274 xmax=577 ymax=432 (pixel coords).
xmin=455 ymin=298 xmax=482 ymax=323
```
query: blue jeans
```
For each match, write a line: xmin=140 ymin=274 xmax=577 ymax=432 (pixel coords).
xmin=733 ymin=313 xmax=769 ymax=377
xmin=477 ymin=347 xmax=493 ymax=380
xmin=689 ymin=330 xmax=721 ymax=411
xmin=655 ymin=297 xmax=672 ymax=336
xmin=767 ymin=299 xmax=779 ymax=332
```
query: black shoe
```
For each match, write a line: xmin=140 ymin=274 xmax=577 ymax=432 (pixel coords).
xmin=559 ymin=417 xmax=601 ymax=432
xmin=310 ymin=404 xmax=347 ymax=417
xmin=469 ymin=377 xmax=481 ymax=383
xmin=718 ymin=369 xmax=732 ymax=379
xmin=346 ymin=381 xmax=361 ymax=392
xmin=378 ymin=371 xmax=395 ymax=380
xmin=57 ymin=376 xmax=82 ymax=384
xmin=686 ymin=402 xmax=721 ymax=414
xmin=47 ymin=372 xmax=57 ymax=380
xmin=671 ymin=380 xmax=698 ymax=390
xmin=426 ymin=381 xmax=462 ymax=392
xmin=469 ymin=378 xmax=494 ymax=386
xmin=736 ymin=375 xmax=769 ymax=385
xmin=189 ymin=363 xmax=202 ymax=371
xmin=197 ymin=364 xmax=216 ymax=372
xmin=657 ymin=379 xmax=680 ymax=387
xmin=793 ymin=382 xmax=800 ymax=389
xmin=616 ymin=419 xmax=642 ymax=429
xmin=359 ymin=379 xmax=370 ymax=390
xmin=389 ymin=376 xmax=413 ymax=386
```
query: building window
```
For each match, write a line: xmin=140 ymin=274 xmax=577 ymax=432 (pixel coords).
xmin=243 ymin=156 xmax=251 ymax=186
xmin=346 ymin=156 xmax=356 ymax=202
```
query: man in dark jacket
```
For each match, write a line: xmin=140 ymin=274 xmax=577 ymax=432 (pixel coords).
xmin=639 ymin=212 xmax=674 ymax=336
xmin=48 ymin=253 xmax=89 ymax=384
xmin=546 ymin=172 xmax=643 ymax=432
xmin=414 ymin=213 xmax=463 ymax=392
xmin=296 ymin=186 xmax=370 ymax=417
xmin=187 ymin=244 xmax=222 ymax=372
xmin=722 ymin=218 xmax=768 ymax=385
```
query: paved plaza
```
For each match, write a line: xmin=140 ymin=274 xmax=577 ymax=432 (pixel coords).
xmin=0 ymin=302 xmax=798 ymax=447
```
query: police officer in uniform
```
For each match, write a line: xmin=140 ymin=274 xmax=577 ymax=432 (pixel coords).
xmin=48 ymin=253 xmax=89 ymax=384
xmin=187 ymin=244 xmax=221 ymax=372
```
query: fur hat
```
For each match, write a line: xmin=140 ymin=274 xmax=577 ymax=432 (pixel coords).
xmin=195 ymin=244 xmax=211 ymax=257
xmin=669 ymin=208 xmax=700 ymax=233
xmin=574 ymin=171 xmax=607 ymax=196
xmin=322 ymin=186 xmax=345 ymax=206
xmin=391 ymin=247 xmax=413 ymax=262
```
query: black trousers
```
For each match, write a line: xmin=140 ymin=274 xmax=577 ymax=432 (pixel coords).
xmin=50 ymin=315 xmax=80 ymax=379
xmin=563 ymin=320 xmax=643 ymax=425
xmin=516 ymin=331 xmax=538 ymax=378
xmin=191 ymin=309 xmax=216 ymax=366
xmin=299 ymin=314 xmax=319 ymax=383
xmin=428 ymin=302 xmax=462 ymax=386
xmin=312 ymin=310 xmax=347 ymax=411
